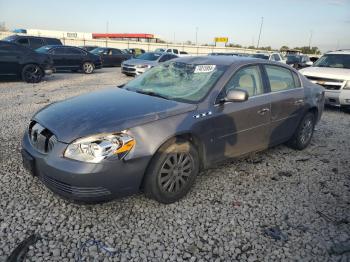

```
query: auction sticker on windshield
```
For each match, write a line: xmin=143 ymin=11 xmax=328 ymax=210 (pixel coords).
xmin=194 ymin=65 xmax=216 ymax=73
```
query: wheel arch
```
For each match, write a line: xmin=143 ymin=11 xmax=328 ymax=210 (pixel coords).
xmin=139 ymin=132 xmax=206 ymax=190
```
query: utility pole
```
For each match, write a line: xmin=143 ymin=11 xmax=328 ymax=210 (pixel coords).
xmin=195 ymin=27 xmax=198 ymax=46
xmin=257 ymin=17 xmax=264 ymax=49
xmin=308 ymin=30 xmax=313 ymax=49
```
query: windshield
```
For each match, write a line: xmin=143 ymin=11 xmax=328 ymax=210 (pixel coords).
xmin=286 ymin=55 xmax=301 ymax=63
xmin=90 ymin=48 xmax=107 ymax=54
xmin=313 ymin=54 xmax=350 ymax=69
xmin=35 ymin=46 xmax=52 ymax=53
xmin=135 ymin=52 xmax=162 ymax=61
xmin=251 ymin=54 xmax=269 ymax=60
xmin=123 ymin=62 xmax=227 ymax=103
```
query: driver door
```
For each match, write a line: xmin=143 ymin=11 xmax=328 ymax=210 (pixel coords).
xmin=209 ymin=65 xmax=271 ymax=162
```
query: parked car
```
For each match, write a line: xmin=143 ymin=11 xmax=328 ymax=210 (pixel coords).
xmin=209 ymin=52 xmax=246 ymax=56
xmin=286 ymin=55 xmax=313 ymax=69
xmin=250 ymin=53 xmax=286 ymax=63
xmin=22 ymin=56 xmax=324 ymax=203
xmin=90 ymin=47 xmax=132 ymax=67
xmin=300 ymin=50 xmax=350 ymax=109
xmin=121 ymin=52 xmax=178 ymax=76
xmin=154 ymin=48 xmax=183 ymax=56
xmin=3 ymin=35 xmax=62 ymax=49
xmin=36 ymin=45 xmax=102 ymax=74
xmin=79 ymin=45 xmax=99 ymax=52
xmin=124 ymin=48 xmax=145 ymax=56
xmin=0 ymin=41 xmax=54 ymax=83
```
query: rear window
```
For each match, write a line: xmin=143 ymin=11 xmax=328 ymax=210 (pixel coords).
xmin=45 ymin=38 xmax=62 ymax=45
xmin=265 ymin=65 xmax=296 ymax=92
xmin=3 ymin=35 xmax=18 ymax=41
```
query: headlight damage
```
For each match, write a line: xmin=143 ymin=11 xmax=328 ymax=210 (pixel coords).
xmin=64 ymin=132 xmax=135 ymax=163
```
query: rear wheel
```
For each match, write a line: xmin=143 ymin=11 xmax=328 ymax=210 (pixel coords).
xmin=287 ymin=112 xmax=315 ymax=150
xmin=82 ymin=62 xmax=94 ymax=74
xmin=21 ymin=64 xmax=43 ymax=83
xmin=144 ymin=140 xmax=199 ymax=204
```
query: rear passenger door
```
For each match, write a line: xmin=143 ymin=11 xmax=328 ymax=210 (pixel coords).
xmin=263 ymin=64 xmax=304 ymax=145
xmin=50 ymin=47 xmax=67 ymax=69
xmin=64 ymin=47 xmax=85 ymax=69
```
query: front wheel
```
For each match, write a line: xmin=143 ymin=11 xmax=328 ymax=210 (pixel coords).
xmin=21 ymin=64 xmax=43 ymax=83
xmin=287 ymin=112 xmax=315 ymax=150
xmin=82 ymin=62 xmax=94 ymax=74
xmin=144 ymin=141 xmax=199 ymax=204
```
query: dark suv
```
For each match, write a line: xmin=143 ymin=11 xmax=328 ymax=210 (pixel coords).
xmin=36 ymin=45 xmax=102 ymax=74
xmin=3 ymin=35 xmax=62 ymax=49
xmin=0 ymin=41 xmax=54 ymax=83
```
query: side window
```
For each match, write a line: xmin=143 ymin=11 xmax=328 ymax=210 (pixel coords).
xmin=265 ymin=65 xmax=296 ymax=92
xmin=166 ymin=49 xmax=172 ymax=53
xmin=52 ymin=48 xmax=65 ymax=55
xmin=66 ymin=48 xmax=83 ymax=55
xmin=173 ymin=49 xmax=179 ymax=54
xmin=159 ymin=55 xmax=169 ymax=62
xmin=273 ymin=54 xmax=281 ymax=61
xmin=111 ymin=49 xmax=122 ymax=55
xmin=29 ymin=38 xmax=44 ymax=49
xmin=292 ymin=72 xmax=302 ymax=87
xmin=224 ymin=65 xmax=264 ymax=97
xmin=17 ymin=38 xmax=30 ymax=46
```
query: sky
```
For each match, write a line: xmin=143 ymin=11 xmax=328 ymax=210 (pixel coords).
xmin=0 ymin=0 xmax=349 ymax=52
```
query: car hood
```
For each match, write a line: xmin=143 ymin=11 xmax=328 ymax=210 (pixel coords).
xmin=300 ymin=67 xmax=350 ymax=80
xmin=33 ymin=88 xmax=196 ymax=143
xmin=123 ymin=59 xmax=158 ymax=66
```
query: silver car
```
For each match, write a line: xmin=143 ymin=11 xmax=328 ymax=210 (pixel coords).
xmin=121 ymin=52 xmax=178 ymax=76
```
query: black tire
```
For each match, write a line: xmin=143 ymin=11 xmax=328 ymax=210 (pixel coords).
xmin=144 ymin=140 xmax=199 ymax=204
xmin=82 ymin=62 xmax=94 ymax=74
xmin=21 ymin=64 xmax=43 ymax=83
xmin=287 ymin=112 xmax=315 ymax=150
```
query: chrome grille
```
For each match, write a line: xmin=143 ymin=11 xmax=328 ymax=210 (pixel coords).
xmin=28 ymin=121 xmax=57 ymax=154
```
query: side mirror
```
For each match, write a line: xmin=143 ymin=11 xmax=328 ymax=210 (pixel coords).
xmin=225 ymin=89 xmax=249 ymax=102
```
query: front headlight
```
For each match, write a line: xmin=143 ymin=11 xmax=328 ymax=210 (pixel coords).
xmin=64 ymin=132 xmax=135 ymax=163
xmin=136 ymin=64 xmax=151 ymax=69
xmin=344 ymin=80 xmax=350 ymax=90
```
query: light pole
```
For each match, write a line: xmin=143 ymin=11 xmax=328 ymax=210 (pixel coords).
xmin=195 ymin=27 xmax=198 ymax=46
xmin=308 ymin=30 xmax=313 ymax=49
xmin=106 ymin=21 xmax=109 ymax=34
xmin=257 ymin=17 xmax=264 ymax=49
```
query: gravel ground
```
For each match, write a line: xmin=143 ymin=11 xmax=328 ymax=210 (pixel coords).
xmin=0 ymin=68 xmax=349 ymax=262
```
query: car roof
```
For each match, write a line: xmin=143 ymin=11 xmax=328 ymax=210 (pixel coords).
xmin=326 ymin=50 xmax=350 ymax=55
xmin=8 ymin=34 xmax=58 ymax=40
xmin=174 ymin=55 xmax=262 ymax=66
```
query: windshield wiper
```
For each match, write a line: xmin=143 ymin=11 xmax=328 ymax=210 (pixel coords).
xmin=135 ymin=90 xmax=170 ymax=100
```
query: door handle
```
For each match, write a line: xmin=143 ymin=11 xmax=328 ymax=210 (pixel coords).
xmin=257 ymin=108 xmax=270 ymax=115
xmin=294 ymin=99 xmax=304 ymax=105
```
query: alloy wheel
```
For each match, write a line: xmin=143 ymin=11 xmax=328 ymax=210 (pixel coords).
xmin=300 ymin=117 xmax=313 ymax=145
xmin=158 ymin=153 xmax=194 ymax=193
xmin=83 ymin=63 xmax=94 ymax=74
xmin=23 ymin=65 xmax=42 ymax=83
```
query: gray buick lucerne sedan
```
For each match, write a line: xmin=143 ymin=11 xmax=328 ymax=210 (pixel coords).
xmin=22 ymin=56 xmax=325 ymax=204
